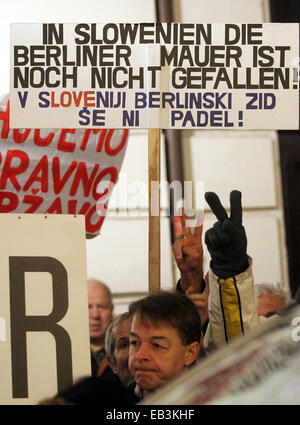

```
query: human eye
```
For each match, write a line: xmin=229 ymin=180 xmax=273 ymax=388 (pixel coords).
xmin=152 ymin=342 xmax=166 ymax=350
xmin=129 ymin=338 xmax=139 ymax=348
xmin=118 ymin=340 xmax=129 ymax=350
xmin=97 ymin=304 xmax=109 ymax=310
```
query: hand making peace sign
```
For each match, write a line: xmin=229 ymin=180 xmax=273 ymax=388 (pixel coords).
xmin=204 ymin=190 xmax=248 ymax=279
xmin=173 ymin=208 xmax=204 ymax=293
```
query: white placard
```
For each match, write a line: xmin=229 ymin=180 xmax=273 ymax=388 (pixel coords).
xmin=10 ymin=23 xmax=299 ymax=129
xmin=0 ymin=213 xmax=91 ymax=404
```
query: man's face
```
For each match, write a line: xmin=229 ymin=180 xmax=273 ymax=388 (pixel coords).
xmin=257 ymin=293 xmax=284 ymax=318
xmin=88 ymin=286 xmax=113 ymax=341
xmin=128 ymin=314 xmax=199 ymax=393
xmin=111 ymin=318 xmax=134 ymax=386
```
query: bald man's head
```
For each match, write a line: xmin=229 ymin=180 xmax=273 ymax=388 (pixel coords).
xmin=88 ymin=279 xmax=113 ymax=351
xmin=88 ymin=279 xmax=112 ymax=303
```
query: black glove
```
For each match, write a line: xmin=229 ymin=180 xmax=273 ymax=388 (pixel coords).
xmin=204 ymin=190 xmax=248 ymax=279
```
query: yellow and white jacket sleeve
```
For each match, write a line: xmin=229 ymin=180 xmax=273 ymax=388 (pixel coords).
xmin=204 ymin=257 xmax=259 ymax=353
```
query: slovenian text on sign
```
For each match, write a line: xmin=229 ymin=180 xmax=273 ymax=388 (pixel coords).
xmin=10 ymin=23 xmax=299 ymax=129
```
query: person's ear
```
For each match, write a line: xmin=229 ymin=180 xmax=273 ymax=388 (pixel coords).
xmin=184 ymin=341 xmax=200 ymax=366
xmin=107 ymin=356 xmax=118 ymax=374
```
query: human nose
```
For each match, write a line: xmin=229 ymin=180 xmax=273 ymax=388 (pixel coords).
xmin=89 ymin=306 xmax=100 ymax=319
xmin=135 ymin=342 xmax=151 ymax=361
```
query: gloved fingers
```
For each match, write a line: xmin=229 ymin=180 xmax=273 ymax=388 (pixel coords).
xmin=205 ymin=228 xmax=214 ymax=249
xmin=230 ymin=190 xmax=242 ymax=225
xmin=213 ymin=221 xmax=231 ymax=245
xmin=223 ymin=219 xmax=245 ymax=245
xmin=205 ymin=227 xmax=223 ymax=248
xmin=205 ymin=192 xmax=228 ymax=223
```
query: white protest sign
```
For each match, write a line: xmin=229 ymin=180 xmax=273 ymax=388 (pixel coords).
xmin=0 ymin=213 xmax=91 ymax=404
xmin=0 ymin=93 xmax=128 ymax=237
xmin=10 ymin=23 xmax=299 ymax=129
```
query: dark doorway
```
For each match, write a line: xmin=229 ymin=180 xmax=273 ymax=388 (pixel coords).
xmin=270 ymin=0 xmax=300 ymax=296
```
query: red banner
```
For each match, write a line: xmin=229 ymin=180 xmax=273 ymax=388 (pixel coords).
xmin=0 ymin=94 xmax=128 ymax=236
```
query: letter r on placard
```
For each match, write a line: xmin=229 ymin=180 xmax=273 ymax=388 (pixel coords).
xmin=9 ymin=256 xmax=73 ymax=398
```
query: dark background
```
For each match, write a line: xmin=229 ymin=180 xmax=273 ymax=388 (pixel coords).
xmin=270 ymin=0 xmax=300 ymax=296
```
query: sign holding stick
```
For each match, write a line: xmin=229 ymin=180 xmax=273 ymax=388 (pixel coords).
xmin=148 ymin=128 xmax=161 ymax=294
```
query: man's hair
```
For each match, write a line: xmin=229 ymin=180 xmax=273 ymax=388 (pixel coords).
xmin=87 ymin=278 xmax=113 ymax=305
xmin=255 ymin=282 xmax=289 ymax=307
xmin=105 ymin=312 xmax=130 ymax=366
xmin=129 ymin=291 xmax=201 ymax=345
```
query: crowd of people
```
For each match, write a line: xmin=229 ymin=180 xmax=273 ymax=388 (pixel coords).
xmin=39 ymin=190 xmax=297 ymax=405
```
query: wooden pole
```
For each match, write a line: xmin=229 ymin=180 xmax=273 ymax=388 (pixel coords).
xmin=148 ymin=128 xmax=161 ymax=294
